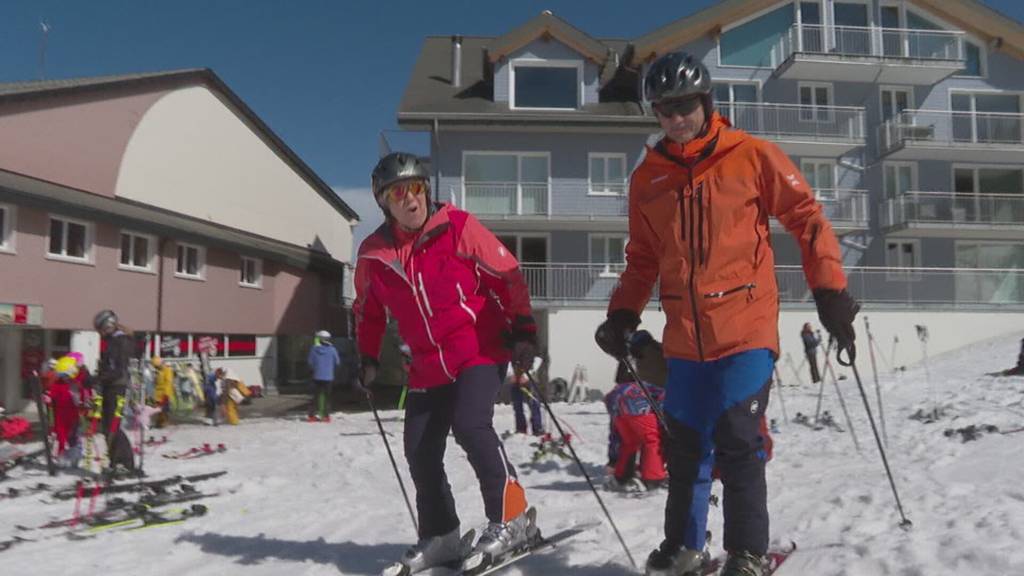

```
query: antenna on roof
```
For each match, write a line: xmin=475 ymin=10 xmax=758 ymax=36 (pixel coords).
xmin=38 ymin=20 xmax=50 ymax=80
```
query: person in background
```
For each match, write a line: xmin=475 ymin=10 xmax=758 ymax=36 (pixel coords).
xmin=203 ymin=367 xmax=224 ymax=426
xmin=152 ymin=357 xmax=174 ymax=428
xmin=221 ymin=370 xmax=251 ymax=425
xmin=307 ymin=330 xmax=341 ymax=422
xmin=508 ymin=357 xmax=544 ymax=436
xmin=93 ymin=309 xmax=136 ymax=471
xmin=801 ymin=323 xmax=822 ymax=384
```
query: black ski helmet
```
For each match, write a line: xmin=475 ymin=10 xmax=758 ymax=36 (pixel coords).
xmin=643 ymin=51 xmax=713 ymax=118
xmin=93 ymin=309 xmax=118 ymax=332
xmin=371 ymin=152 xmax=432 ymax=213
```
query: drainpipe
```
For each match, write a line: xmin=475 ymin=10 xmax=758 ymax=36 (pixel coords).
xmin=156 ymin=237 xmax=166 ymax=334
xmin=451 ymin=35 xmax=463 ymax=88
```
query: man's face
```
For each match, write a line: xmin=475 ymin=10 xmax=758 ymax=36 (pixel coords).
xmin=654 ymin=96 xmax=706 ymax=144
xmin=384 ymin=179 xmax=429 ymax=231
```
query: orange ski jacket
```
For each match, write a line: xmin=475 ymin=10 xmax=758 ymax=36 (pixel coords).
xmin=608 ymin=113 xmax=847 ymax=362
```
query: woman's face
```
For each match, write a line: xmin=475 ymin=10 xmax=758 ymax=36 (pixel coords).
xmin=384 ymin=179 xmax=429 ymax=231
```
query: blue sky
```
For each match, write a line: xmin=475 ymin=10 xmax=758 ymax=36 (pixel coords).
xmin=2 ymin=0 xmax=1023 ymax=235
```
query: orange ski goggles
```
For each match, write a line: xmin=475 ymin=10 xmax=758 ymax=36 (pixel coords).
xmin=382 ymin=180 xmax=428 ymax=204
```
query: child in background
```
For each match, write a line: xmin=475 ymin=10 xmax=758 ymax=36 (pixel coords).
xmin=203 ymin=368 xmax=223 ymax=425
xmin=152 ymin=357 xmax=175 ymax=428
xmin=49 ymin=356 xmax=82 ymax=464
xmin=221 ymin=370 xmax=251 ymax=425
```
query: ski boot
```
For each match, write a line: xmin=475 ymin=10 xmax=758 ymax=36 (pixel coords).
xmin=644 ymin=540 xmax=706 ymax=576
xmin=720 ymin=550 xmax=766 ymax=576
xmin=603 ymin=475 xmax=646 ymax=493
xmin=380 ymin=526 xmax=474 ymax=576
xmin=642 ymin=478 xmax=669 ymax=491
xmin=461 ymin=507 xmax=541 ymax=575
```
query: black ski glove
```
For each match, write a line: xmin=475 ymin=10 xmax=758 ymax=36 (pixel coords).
xmin=505 ymin=315 xmax=538 ymax=372
xmin=813 ymin=288 xmax=860 ymax=366
xmin=595 ymin=309 xmax=641 ymax=359
xmin=357 ymin=356 xmax=379 ymax=396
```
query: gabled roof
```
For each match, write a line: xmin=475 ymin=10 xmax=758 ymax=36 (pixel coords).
xmin=0 ymin=69 xmax=359 ymax=222
xmin=631 ymin=0 xmax=1024 ymax=66
xmin=488 ymin=10 xmax=610 ymax=64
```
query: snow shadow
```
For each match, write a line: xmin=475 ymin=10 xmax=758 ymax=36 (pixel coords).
xmin=175 ymin=531 xmax=405 ymax=574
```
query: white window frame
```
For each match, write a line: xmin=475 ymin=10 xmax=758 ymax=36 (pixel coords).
xmin=798 ymin=81 xmax=834 ymax=122
xmin=885 ymin=238 xmax=921 ymax=280
xmin=174 ymin=242 xmax=206 ymax=281
xmin=508 ymin=58 xmax=583 ymax=111
xmin=495 ymin=233 xmax=551 ymax=264
xmin=589 ymin=233 xmax=628 ymax=276
xmin=118 ymin=230 xmax=156 ymax=273
xmin=894 ymin=4 xmax=988 ymax=78
xmin=883 ymin=161 xmax=918 ymax=199
xmin=0 ymin=203 xmax=15 ymax=254
xmin=588 ymin=153 xmax=628 ymax=196
xmin=947 ymin=90 xmax=1024 ymax=145
xmin=239 ymin=256 xmax=263 ymax=289
xmin=46 ymin=215 xmax=94 ymax=265
xmin=461 ymin=151 xmax=551 ymax=215
xmin=879 ymin=85 xmax=914 ymax=122
xmin=800 ymin=159 xmax=837 ymax=198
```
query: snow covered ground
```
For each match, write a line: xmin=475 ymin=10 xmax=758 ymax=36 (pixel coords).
xmin=3 ymin=332 xmax=1024 ymax=576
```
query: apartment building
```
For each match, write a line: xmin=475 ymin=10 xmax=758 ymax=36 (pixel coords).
xmin=397 ymin=1 xmax=1024 ymax=387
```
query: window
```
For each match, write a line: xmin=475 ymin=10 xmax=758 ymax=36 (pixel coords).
xmin=719 ymin=4 xmax=794 ymax=67
xmin=588 ymin=154 xmax=626 ymax=195
xmin=799 ymin=82 xmax=832 ymax=122
xmin=47 ymin=216 xmax=92 ymax=262
xmin=590 ymin=234 xmax=626 ymax=275
xmin=227 ymin=335 xmax=258 ymax=358
xmin=119 ymin=232 xmax=154 ymax=271
xmin=800 ymin=160 xmax=835 ymax=195
xmin=0 ymin=204 xmax=13 ymax=253
xmin=958 ymin=42 xmax=983 ymax=77
xmin=175 ymin=242 xmax=205 ymax=279
xmin=463 ymin=152 xmax=549 ymax=215
xmin=884 ymin=162 xmax=917 ymax=199
xmin=951 ymin=93 xmax=1022 ymax=144
xmin=510 ymin=61 xmax=580 ymax=109
xmin=880 ymin=87 xmax=912 ymax=122
xmin=192 ymin=334 xmax=225 ymax=358
xmin=713 ymin=83 xmax=759 ymax=130
xmin=158 ymin=333 xmax=190 ymax=359
xmin=955 ymin=242 xmax=1024 ymax=304
xmin=886 ymin=240 xmax=921 ymax=279
xmin=240 ymin=256 xmax=262 ymax=288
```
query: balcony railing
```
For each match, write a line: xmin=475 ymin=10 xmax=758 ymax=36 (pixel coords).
xmin=815 ymin=189 xmax=870 ymax=227
xmin=776 ymin=23 xmax=965 ymax=63
xmin=717 ymin=102 xmax=865 ymax=142
xmin=463 ymin=181 xmax=548 ymax=216
xmin=520 ymin=263 xmax=1024 ymax=308
xmin=880 ymin=192 xmax=1024 ymax=227
xmin=878 ymin=109 xmax=1024 ymax=153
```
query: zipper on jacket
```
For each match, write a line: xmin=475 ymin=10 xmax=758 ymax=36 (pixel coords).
xmin=704 ymin=282 xmax=756 ymax=299
xmin=686 ymin=169 xmax=705 ymax=361
xmin=455 ymin=282 xmax=477 ymax=323
xmin=409 ymin=255 xmax=453 ymax=380
xmin=417 ymin=272 xmax=434 ymax=317
xmin=697 ymin=183 xmax=705 ymax=267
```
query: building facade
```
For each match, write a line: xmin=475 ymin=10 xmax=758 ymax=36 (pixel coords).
xmin=0 ymin=70 xmax=358 ymax=412
xmin=396 ymin=1 xmax=1024 ymax=389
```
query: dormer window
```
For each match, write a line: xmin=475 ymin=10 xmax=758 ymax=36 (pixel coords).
xmin=510 ymin=59 xmax=581 ymax=110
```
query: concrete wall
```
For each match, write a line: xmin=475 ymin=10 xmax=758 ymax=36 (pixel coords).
xmin=115 ymin=86 xmax=352 ymax=262
xmin=546 ymin=305 xmax=1024 ymax=395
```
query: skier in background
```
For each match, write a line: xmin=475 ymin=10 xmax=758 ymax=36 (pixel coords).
xmin=307 ymin=330 xmax=341 ymax=422
xmin=93 ymin=309 xmax=136 ymax=471
xmin=355 ymin=152 xmax=541 ymax=574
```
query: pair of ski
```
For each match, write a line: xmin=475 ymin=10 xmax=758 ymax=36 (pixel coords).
xmin=1 ymin=503 xmax=209 ymax=551
xmin=698 ymin=542 xmax=796 ymax=576
xmin=50 ymin=469 xmax=227 ymax=500
xmin=162 ymin=443 xmax=227 ymax=460
xmin=17 ymin=486 xmax=215 ymax=531
xmin=384 ymin=523 xmax=593 ymax=576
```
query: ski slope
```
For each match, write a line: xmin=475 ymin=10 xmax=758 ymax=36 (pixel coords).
xmin=2 ymin=332 xmax=1023 ymax=576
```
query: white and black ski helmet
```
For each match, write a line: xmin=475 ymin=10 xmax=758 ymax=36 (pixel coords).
xmin=371 ymin=152 xmax=431 ymax=210
xmin=93 ymin=309 xmax=118 ymax=332
xmin=643 ymin=51 xmax=714 ymax=116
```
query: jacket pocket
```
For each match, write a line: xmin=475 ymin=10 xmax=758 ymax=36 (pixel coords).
xmin=455 ymin=282 xmax=476 ymax=323
xmin=703 ymin=282 xmax=756 ymax=300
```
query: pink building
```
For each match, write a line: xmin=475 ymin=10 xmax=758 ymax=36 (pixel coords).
xmin=0 ymin=69 xmax=358 ymax=412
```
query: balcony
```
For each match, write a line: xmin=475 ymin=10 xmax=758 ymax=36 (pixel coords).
xmin=877 ymin=110 xmax=1024 ymax=162
xmin=769 ymin=189 xmax=869 ymax=233
xmin=455 ymin=181 xmax=628 ymax=231
xmin=462 ymin=181 xmax=548 ymax=216
xmin=718 ymin=102 xmax=865 ymax=156
xmin=880 ymin=192 xmax=1024 ymax=239
xmin=520 ymin=263 xmax=1024 ymax=309
xmin=773 ymin=24 xmax=965 ymax=84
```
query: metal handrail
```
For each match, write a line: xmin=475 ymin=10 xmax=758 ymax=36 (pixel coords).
xmin=879 ymin=191 xmax=1024 ymax=227
xmin=877 ymin=109 xmax=1024 ymax=152
xmin=777 ymin=23 xmax=965 ymax=63
xmin=715 ymin=101 xmax=865 ymax=141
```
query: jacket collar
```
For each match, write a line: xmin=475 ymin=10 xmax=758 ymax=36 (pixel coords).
xmin=648 ymin=112 xmax=739 ymax=167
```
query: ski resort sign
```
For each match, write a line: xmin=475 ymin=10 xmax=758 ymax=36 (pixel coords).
xmin=0 ymin=303 xmax=43 ymax=326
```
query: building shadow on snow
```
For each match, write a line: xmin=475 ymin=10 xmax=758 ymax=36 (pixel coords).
xmin=175 ymin=531 xmax=405 ymax=575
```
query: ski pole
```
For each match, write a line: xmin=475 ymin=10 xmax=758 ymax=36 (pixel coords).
xmin=813 ymin=336 xmax=828 ymax=422
xmin=617 ymin=357 xmax=671 ymax=439
xmin=785 ymin=353 xmax=804 ymax=387
xmin=524 ymin=371 xmax=637 ymax=569
xmin=520 ymin=385 xmax=582 ymax=442
xmin=365 ymin=391 xmax=418 ymax=535
xmin=821 ymin=341 xmax=861 ymax=453
xmin=772 ymin=366 xmax=789 ymax=424
xmin=850 ymin=361 xmax=912 ymax=530
xmin=864 ymin=317 xmax=888 ymax=447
